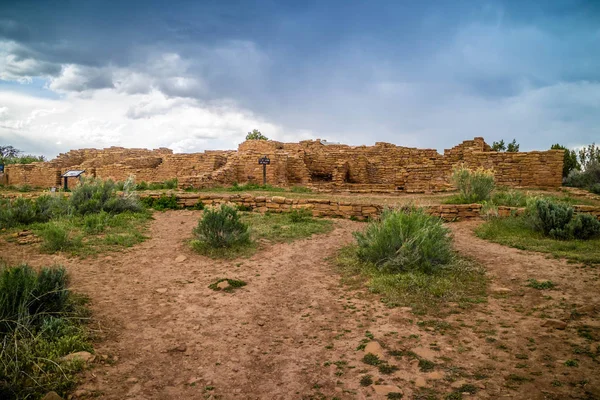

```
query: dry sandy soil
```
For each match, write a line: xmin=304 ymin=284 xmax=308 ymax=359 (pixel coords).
xmin=2 ymin=211 xmax=600 ymax=399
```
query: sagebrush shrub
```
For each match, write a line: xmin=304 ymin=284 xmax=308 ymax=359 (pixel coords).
xmin=70 ymin=178 xmax=141 ymax=215
xmin=193 ymin=204 xmax=250 ymax=248
xmin=451 ymin=164 xmax=495 ymax=203
xmin=568 ymin=213 xmax=600 ymax=240
xmin=353 ymin=208 xmax=453 ymax=274
xmin=530 ymin=198 xmax=574 ymax=239
xmin=528 ymin=198 xmax=600 ymax=240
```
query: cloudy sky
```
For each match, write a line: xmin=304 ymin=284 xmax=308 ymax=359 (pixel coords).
xmin=0 ymin=0 xmax=599 ymax=159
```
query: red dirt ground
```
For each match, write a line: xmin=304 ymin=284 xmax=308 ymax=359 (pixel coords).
xmin=2 ymin=211 xmax=599 ymax=399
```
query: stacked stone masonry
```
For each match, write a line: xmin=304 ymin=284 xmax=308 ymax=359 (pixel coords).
xmin=3 ymin=137 xmax=563 ymax=192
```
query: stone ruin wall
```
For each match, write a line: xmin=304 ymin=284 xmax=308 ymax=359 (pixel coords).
xmin=3 ymin=137 xmax=564 ymax=192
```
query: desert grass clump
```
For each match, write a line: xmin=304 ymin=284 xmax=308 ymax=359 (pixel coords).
xmin=354 ymin=208 xmax=452 ymax=274
xmin=0 ymin=264 xmax=92 ymax=398
xmin=38 ymin=221 xmax=82 ymax=253
xmin=288 ymin=208 xmax=313 ymax=223
xmin=193 ymin=204 xmax=250 ymax=249
xmin=451 ymin=164 xmax=495 ymax=203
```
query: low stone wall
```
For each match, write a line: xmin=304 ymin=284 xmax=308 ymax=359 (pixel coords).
xmin=2 ymin=190 xmax=598 ymax=222
xmin=143 ymin=193 xmax=484 ymax=222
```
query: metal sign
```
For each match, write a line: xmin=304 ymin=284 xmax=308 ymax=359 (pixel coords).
xmin=258 ymin=156 xmax=271 ymax=165
xmin=61 ymin=170 xmax=85 ymax=178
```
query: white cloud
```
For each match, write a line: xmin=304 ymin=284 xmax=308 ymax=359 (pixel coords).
xmin=0 ymin=87 xmax=311 ymax=158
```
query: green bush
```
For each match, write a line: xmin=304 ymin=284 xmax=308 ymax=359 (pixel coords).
xmin=565 ymin=162 xmax=600 ymax=192
xmin=70 ymin=178 xmax=141 ymax=215
xmin=289 ymin=208 xmax=313 ymax=223
xmin=136 ymin=181 xmax=149 ymax=190
xmin=451 ymin=164 xmax=495 ymax=203
xmin=142 ymin=194 xmax=180 ymax=210
xmin=0 ymin=196 xmax=70 ymax=229
xmin=353 ymin=208 xmax=452 ymax=274
xmin=193 ymin=201 xmax=205 ymax=210
xmin=193 ymin=204 xmax=250 ymax=248
xmin=568 ymin=214 xmax=600 ymax=240
xmin=39 ymin=222 xmax=81 ymax=253
xmin=530 ymin=198 xmax=574 ymax=239
xmin=529 ymin=198 xmax=600 ymax=240
xmin=591 ymin=183 xmax=600 ymax=195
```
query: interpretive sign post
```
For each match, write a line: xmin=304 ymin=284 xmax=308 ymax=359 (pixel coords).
xmin=258 ymin=156 xmax=270 ymax=185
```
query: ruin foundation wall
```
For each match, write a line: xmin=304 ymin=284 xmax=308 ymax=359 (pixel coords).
xmin=3 ymin=137 xmax=564 ymax=192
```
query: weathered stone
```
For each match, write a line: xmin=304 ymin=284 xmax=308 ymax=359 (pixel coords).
xmin=61 ymin=351 xmax=95 ymax=363
xmin=364 ymin=341 xmax=384 ymax=357
xmin=542 ymin=319 xmax=568 ymax=330
xmin=175 ymin=255 xmax=187 ymax=263
xmin=216 ymin=281 xmax=229 ymax=290
xmin=372 ymin=385 xmax=403 ymax=396
xmin=42 ymin=392 xmax=64 ymax=400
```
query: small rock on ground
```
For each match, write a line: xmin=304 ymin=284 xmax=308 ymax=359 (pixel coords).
xmin=175 ymin=255 xmax=187 ymax=263
xmin=364 ymin=341 xmax=384 ymax=357
xmin=61 ymin=351 xmax=95 ymax=364
xmin=42 ymin=392 xmax=64 ymax=400
xmin=542 ymin=319 xmax=567 ymax=330
xmin=373 ymin=385 xmax=403 ymax=396
xmin=216 ymin=281 xmax=230 ymax=290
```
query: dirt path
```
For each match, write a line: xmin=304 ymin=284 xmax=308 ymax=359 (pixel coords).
xmin=2 ymin=214 xmax=599 ymax=399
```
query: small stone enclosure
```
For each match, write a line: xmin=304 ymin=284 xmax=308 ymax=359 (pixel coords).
xmin=3 ymin=137 xmax=563 ymax=192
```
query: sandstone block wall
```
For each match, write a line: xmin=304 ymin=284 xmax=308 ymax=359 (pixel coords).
xmin=3 ymin=137 xmax=563 ymax=192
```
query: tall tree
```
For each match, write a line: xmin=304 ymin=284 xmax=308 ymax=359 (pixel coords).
xmin=551 ymin=144 xmax=580 ymax=178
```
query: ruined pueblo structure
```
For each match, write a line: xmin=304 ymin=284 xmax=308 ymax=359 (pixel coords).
xmin=2 ymin=137 xmax=563 ymax=192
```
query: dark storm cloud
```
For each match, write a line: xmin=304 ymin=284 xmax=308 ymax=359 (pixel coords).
xmin=0 ymin=0 xmax=599 ymax=154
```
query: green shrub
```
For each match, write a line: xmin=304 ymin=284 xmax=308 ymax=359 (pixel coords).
xmin=353 ymin=208 xmax=452 ymax=274
xmin=39 ymin=222 xmax=81 ymax=253
xmin=193 ymin=204 xmax=250 ymax=248
xmin=193 ymin=201 xmax=205 ymax=210
xmin=163 ymin=178 xmax=178 ymax=189
xmin=568 ymin=213 xmax=600 ymax=240
xmin=144 ymin=194 xmax=180 ymax=211
xmin=528 ymin=198 xmax=600 ymax=240
xmin=0 ymin=196 xmax=71 ymax=229
xmin=590 ymin=183 xmax=600 ymax=195
xmin=565 ymin=162 xmax=600 ymax=191
xmin=529 ymin=199 xmax=574 ymax=239
xmin=136 ymin=181 xmax=149 ymax=190
xmin=451 ymin=164 xmax=495 ymax=203
xmin=70 ymin=178 xmax=141 ymax=215
xmin=289 ymin=208 xmax=313 ymax=223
